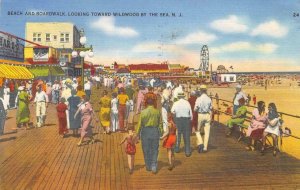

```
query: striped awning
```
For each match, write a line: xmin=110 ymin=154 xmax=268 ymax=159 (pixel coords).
xmin=0 ymin=64 xmax=34 ymax=79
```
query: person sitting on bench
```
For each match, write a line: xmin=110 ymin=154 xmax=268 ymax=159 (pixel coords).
xmin=226 ymin=97 xmax=247 ymax=137
xmin=245 ymin=101 xmax=267 ymax=151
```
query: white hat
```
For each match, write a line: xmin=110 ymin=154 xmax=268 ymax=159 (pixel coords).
xmin=236 ymin=84 xmax=242 ymax=89
xmin=18 ymin=86 xmax=25 ymax=91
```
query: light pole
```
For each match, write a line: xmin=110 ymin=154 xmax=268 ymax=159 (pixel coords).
xmin=72 ymin=28 xmax=94 ymax=86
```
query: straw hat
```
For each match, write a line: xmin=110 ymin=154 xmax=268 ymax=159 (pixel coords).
xmin=200 ymin=84 xmax=207 ymax=89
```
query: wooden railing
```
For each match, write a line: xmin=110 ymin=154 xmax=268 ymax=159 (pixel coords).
xmin=210 ymin=96 xmax=300 ymax=140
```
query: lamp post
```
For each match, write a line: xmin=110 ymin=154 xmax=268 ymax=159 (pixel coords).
xmin=72 ymin=28 xmax=94 ymax=86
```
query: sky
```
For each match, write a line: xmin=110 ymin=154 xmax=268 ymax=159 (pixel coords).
xmin=1 ymin=0 xmax=300 ymax=72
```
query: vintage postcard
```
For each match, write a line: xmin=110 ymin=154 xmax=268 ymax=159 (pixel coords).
xmin=0 ymin=0 xmax=300 ymax=189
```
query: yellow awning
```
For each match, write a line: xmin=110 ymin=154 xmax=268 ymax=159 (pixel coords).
xmin=0 ymin=64 xmax=34 ymax=79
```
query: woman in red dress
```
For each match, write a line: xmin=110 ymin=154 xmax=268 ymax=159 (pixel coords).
xmin=161 ymin=113 xmax=177 ymax=171
xmin=56 ymin=98 xmax=68 ymax=137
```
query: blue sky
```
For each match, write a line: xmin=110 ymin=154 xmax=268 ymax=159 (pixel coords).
xmin=1 ymin=0 xmax=300 ymax=71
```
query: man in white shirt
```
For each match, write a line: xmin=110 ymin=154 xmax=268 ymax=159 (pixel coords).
xmin=233 ymin=84 xmax=248 ymax=115
xmin=0 ymin=97 xmax=7 ymax=135
xmin=34 ymin=83 xmax=49 ymax=128
xmin=52 ymin=80 xmax=61 ymax=104
xmin=84 ymin=80 xmax=91 ymax=100
xmin=95 ymin=75 xmax=100 ymax=89
xmin=171 ymin=91 xmax=193 ymax=157
xmin=194 ymin=85 xmax=212 ymax=153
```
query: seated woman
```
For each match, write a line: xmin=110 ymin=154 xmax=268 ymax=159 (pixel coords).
xmin=245 ymin=101 xmax=267 ymax=151
xmin=226 ymin=97 xmax=247 ymax=137
xmin=261 ymin=103 xmax=281 ymax=156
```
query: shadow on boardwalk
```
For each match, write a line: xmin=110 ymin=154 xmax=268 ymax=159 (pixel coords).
xmin=0 ymin=88 xmax=300 ymax=189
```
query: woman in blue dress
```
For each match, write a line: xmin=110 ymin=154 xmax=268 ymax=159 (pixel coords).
xmin=68 ymin=90 xmax=81 ymax=136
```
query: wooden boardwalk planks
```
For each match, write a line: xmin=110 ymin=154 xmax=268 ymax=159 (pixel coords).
xmin=0 ymin=87 xmax=300 ymax=190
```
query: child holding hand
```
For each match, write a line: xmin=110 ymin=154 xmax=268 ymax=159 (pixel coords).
xmin=120 ymin=126 xmax=138 ymax=174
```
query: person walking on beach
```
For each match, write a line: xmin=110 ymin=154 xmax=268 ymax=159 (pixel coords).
xmin=68 ymin=90 xmax=81 ymax=136
xmin=232 ymin=84 xmax=247 ymax=115
xmin=111 ymin=92 xmax=119 ymax=132
xmin=99 ymin=90 xmax=111 ymax=134
xmin=136 ymin=85 xmax=147 ymax=114
xmin=120 ymin=126 xmax=139 ymax=174
xmin=136 ymin=97 xmax=163 ymax=174
xmin=160 ymin=113 xmax=177 ymax=171
xmin=118 ymin=88 xmax=129 ymax=132
xmin=16 ymin=86 xmax=30 ymax=130
xmin=194 ymin=85 xmax=212 ymax=153
xmin=171 ymin=92 xmax=193 ymax=157
xmin=34 ymin=82 xmax=49 ymax=128
xmin=75 ymin=95 xmax=98 ymax=146
xmin=188 ymin=91 xmax=198 ymax=134
xmin=56 ymin=98 xmax=68 ymax=137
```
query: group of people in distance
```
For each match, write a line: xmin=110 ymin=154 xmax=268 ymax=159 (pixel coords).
xmin=226 ymin=84 xmax=283 ymax=156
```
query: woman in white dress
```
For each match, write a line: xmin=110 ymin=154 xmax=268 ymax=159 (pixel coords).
xmin=261 ymin=103 xmax=281 ymax=156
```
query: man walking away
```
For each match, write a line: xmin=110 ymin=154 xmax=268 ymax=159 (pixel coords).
xmin=194 ymin=85 xmax=212 ymax=153
xmin=171 ymin=92 xmax=193 ymax=157
xmin=136 ymin=98 xmax=163 ymax=174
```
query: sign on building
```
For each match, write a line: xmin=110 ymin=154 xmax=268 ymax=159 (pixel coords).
xmin=33 ymin=48 xmax=49 ymax=61
xmin=0 ymin=33 xmax=24 ymax=61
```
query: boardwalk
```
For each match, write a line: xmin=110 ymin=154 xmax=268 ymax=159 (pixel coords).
xmin=1 ymin=87 xmax=300 ymax=189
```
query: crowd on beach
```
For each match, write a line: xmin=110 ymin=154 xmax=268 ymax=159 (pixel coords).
xmin=0 ymin=74 xmax=285 ymax=174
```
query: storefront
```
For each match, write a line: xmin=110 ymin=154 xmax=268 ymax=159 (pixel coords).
xmin=28 ymin=65 xmax=65 ymax=81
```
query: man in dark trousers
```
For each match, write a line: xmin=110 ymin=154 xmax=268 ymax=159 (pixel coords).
xmin=136 ymin=98 xmax=163 ymax=174
xmin=171 ymin=92 xmax=193 ymax=157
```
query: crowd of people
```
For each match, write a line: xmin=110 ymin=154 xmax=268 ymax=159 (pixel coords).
xmin=0 ymin=74 xmax=285 ymax=175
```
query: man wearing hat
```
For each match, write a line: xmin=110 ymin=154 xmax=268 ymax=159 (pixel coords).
xmin=233 ymin=84 xmax=248 ymax=115
xmin=171 ymin=91 xmax=193 ymax=157
xmin=194 ymin=85 xmax=212 ymax=153
xmin=34 ymin=83 xmax=49 ymax=128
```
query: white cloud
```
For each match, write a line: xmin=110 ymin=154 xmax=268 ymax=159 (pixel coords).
xmin=211 ymin=41 xmax=278 ymax=54
xmin=176 ymin=31 xmax=217 ymax=45
xmin=91 ymin=17 xmax=139 ymax=37
xmin=210 ymin=15 xmax=248 ymax=33
xmin=251 ymin=20 xmax=288 ymax=38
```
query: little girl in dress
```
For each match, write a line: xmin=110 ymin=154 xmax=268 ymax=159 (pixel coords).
xmin=120 ymin=127 xmax=139 ymax=174
xmin=160 ymin=113 xmax=177 ymax=171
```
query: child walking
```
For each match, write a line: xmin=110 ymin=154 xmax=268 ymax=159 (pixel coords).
xmin=160 ymin=113 xmax=177 ymax=171
xmin=56 ymin=97 xmax=68 ymax=138
xmin=120 ymin=126 xmax=138 ymax=174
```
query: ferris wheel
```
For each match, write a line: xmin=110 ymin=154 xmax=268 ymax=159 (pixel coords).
xmin=200 ymin=45 xmax=209 ymax=71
